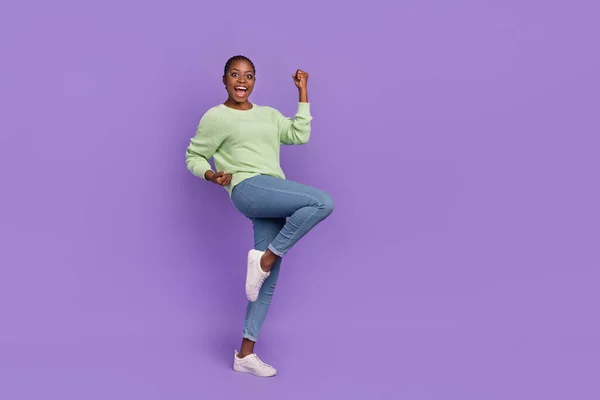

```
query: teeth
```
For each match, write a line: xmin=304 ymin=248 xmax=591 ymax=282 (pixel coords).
xmin=235 ymin=87 xmax=247 ymax=90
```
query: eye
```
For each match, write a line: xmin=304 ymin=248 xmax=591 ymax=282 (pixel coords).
xmin=246 ymin=74 xmax=254 ymax=80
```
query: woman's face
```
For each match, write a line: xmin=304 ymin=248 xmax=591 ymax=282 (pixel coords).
xmin=223 ymin=60 xmax=255 ymax=103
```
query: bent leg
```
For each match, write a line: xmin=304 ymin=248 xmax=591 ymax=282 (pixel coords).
xmin=242 ymin=217 xmax=286 ymax=342
xmin=231 ymin=175 xmax=334 ymax=258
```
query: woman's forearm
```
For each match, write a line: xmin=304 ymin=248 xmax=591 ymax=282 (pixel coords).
xmin=299 ymin=89 xmax=308 ymax=103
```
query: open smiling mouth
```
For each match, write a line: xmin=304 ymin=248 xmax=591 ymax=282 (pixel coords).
xmin=234 ymin=86 xmax=247 ymax=97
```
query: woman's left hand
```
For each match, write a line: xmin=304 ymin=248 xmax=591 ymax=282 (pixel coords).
xmin=293 ymin=69 xmax=309 ymax=90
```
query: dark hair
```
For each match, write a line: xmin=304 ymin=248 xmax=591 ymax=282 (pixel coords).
xmin=223 ymin=55 xmax=255 ymax=77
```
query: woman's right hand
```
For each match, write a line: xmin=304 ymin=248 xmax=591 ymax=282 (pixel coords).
xmin=205 ymin=170 xmax=232 ymax=186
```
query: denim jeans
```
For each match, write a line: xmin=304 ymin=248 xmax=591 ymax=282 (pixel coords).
xmin=231 ymin=175 xmax=334 ymax=341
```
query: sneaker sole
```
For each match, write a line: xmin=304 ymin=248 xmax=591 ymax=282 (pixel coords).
xmin=233 ymin=364 xmax=277 ymax=377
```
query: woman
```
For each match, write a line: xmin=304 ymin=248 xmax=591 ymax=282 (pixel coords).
xmin=185 ymin=55 xmax=334 ymax=377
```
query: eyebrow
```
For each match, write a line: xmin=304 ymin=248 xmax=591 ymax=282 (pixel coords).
xmin=230 ymin=68 xmax=253 ymax=73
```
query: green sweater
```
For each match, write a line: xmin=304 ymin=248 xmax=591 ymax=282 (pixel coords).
xmin=185 ymin=102 xmax=312 ymax=195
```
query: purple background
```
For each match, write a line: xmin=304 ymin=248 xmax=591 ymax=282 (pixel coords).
xmin=1 ymin=0 xmax=599 ymax=398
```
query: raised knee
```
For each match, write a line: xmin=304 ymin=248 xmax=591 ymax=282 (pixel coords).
xmin=320 ymin=193 xmax=334 ymax=216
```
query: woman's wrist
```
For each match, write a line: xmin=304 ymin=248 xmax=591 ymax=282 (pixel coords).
xmin=298 ymin=89 xmax=308 ymax=103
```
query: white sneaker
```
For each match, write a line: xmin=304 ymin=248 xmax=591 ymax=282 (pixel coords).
xmin=246 ymin=249 xmax=269 ymax=302
xmin=233 ymin=350 xmax=277 ymax=377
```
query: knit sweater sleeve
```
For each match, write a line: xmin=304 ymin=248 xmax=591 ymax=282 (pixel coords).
xmin=185 ymin=110 xmax=228 ymax=180
xmin=274 ymin=102 xmax=312 ymax=145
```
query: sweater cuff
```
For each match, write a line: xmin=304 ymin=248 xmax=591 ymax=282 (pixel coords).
xmin=193 ymin=164 xmax=211 ymax=180
xmin=297 ymin=102 xmax=311 ymax=116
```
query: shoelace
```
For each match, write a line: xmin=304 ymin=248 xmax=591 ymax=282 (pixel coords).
xmin=249 ymin=354 xmax=272 ymax=369
xmin=251 ymin=271 xmax=268 ymax=295
xmin=251 ymin=256 xmax=268 ymax=286
xmin=258 ymin=273 xmax=268 ymax=286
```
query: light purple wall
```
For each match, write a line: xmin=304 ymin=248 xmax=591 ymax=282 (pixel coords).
xmin=1 ymin=0 xmax=598 ymax=398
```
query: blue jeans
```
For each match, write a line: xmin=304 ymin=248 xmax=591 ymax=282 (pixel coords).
xmin=231 ymin=175 xmax=334 ymax=341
